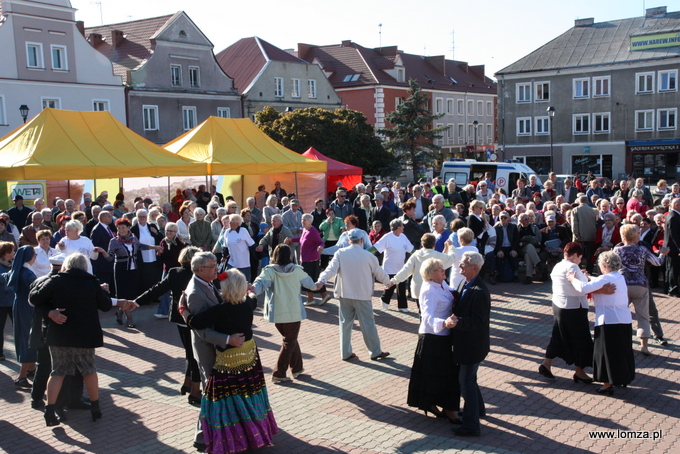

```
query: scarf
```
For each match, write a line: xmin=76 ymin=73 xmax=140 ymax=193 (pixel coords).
xmin=271 ymin=225 xmax=283 ymax=249
xmin=117 ymin=232 xmax=135 ymax=245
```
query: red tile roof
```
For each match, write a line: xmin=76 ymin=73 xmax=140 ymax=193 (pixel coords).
xmin=215 ymin=37 xmax=306 ymax=94
xmin=298 ymin=41 xmax=496 ymax=94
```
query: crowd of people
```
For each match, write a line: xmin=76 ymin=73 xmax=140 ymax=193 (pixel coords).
xmin=0 ymin=171 xmax=678 ymax=449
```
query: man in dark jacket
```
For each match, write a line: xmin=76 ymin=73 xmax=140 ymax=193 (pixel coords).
xmin=90 ymin=211 xmax=116 ymax=295
xmin=446 ymin=251 xmax=491 ymax=437
xmin=493 ymin=211 xmax=520 ymax=283
xmin=400 ymin=200 xmax=424 ymax=249
xmin=370 ymin=194 xmax=392 ymax=229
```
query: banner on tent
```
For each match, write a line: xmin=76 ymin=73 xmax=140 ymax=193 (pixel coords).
xmin=7 ymin=181 xmax=45 ymax=205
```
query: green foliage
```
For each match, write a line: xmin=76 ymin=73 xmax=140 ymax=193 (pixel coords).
xmin=255 ymin=107 xmax=399 ymax=177
xmin=378 ymin=79 xmax=448 ymax=182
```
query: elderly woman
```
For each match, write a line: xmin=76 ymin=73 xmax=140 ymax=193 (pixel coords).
xmin=210 ymin=208 xmax=228 ymax=245
xmin=107 ymin=218 xmax=161 ymax=328
xmin=291 ymin=213 xmax=330 ymax=306
xmin=0 ymin=218 xmax=17 ymax=247
xmin=373 ymin=219 xmax=415 ymax=313
xmin=33 ymin=230 xmax=58 ymax=278
xmin=567 ymin=252 xmax=635 ymax=395
xmin=321 ymin=215 xmax=372 ymax=255
xmin=356 ymin=194 xmax=373 ymax=231
xmin=319 ymin=208 xmax=344 ymax=267
xmin=594 ymin=213 xmax=621 ymax=259
xmin=217 ymin=214 xmax=255 ymax=281
xmin=177 ymin=206 xmax=195 ymax=244
xmin=57 ymin=220 xmax=106 ymax=274
xmin=431 ymin=214 xmax=451 ymax=252
xmin=5 ymin=246 xmax=38 ymax=387
xmin=475 ymin=181 xmax=494 ymax=203
xmin=626 ymin=189 xmax=648 ymax=215
xmin=153 ymin=222 xmax=186 ymax=319
xmin=188 ymin=208 xmax=214 ymax=252
xmin=252 ymin=244 xmax=317 ymax=384
xmin=407 ymin=258 xmax=460 ymax=421
xmin=541 ymin=181 xmax=556 ymax=202
xmin=539 ymin=243 xmax=596 ymax=382
xmin=30 ymin=253 xmax=113 ymax=425
xmin=137 ymin=246 xmax=202 ymax=404
xmin=613 ymin=224 xmax=668 ymax=355
xmin=263 ymin=194 xmax=280 ymax=226
xmin=0 ymin=241 xmax=15 ymax=362
xmin=205 ymin=201 xmax=220 ymax=223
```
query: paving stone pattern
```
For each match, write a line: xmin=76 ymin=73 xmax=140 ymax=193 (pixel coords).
xmin=1 ymin=279 xmax=678 ymax=453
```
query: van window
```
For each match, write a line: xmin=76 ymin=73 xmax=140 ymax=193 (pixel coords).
xmin=443 ymin=172 xmax=468 ymax=186
xmin=507 ymin=172 xmax=520 ymax=193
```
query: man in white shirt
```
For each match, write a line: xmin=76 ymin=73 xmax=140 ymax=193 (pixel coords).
xmin=317 ymin=231 xmax=391 ymax=361
xmin=372 ymin=219 xmax=415 ymax=312
xmin=411 ymin=185 xmax=431 ymax=222
xmin=132 ymin=209 xmax=163 ymax=294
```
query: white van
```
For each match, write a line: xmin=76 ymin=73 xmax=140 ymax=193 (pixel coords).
xmin=441 ymin=159 xmax=541 ymax=193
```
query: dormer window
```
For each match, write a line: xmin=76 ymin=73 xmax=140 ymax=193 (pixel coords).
xmin=396 ymin=68 xmax=405 ymax=82
xmin=343 ymin=74 xmax=360 ymax=82
xmin=179 ymin=30 xmax=187 ymax=38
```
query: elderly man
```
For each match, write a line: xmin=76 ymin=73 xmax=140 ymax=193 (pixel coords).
xmin=571 ymin=195 xmax=597 ymax=273
xmin=8 ymin=195 xmax=33 ymax=228
xmin=511 ymin=179 xmax=532 ymax=203
xmin=162 ymin=202 xmax=179 ymax=223
xmin=41 ymin=208 xmax=58 ymax=232
xmin=560 ymin=177 xmax=578 ymax=204
xmin=84 ymin=205 xmax=102 ymax=237
xmin=19 ymin=212 xmax=48 ymax=247
xmin=317 ymin=230 xmax=391 ymax=361
xmin=410 ymin=185 xmax=431 ymax=222
xmin=282 ymin=199 xmax=303 ymax=264
xmin=539 ymin=212 xmax=572 ymax=278
xmin=445 ymin=251 xmax=491 ymax=437
xmin=517 ymin=212 xmax=542 ymax=284
xmin=90 ymin=210 xmax=116 ymax=294
xmin=246 ymin=197 xmax=263 ymax=226
xmin=423 ymin=194 xmax=455 ymax=232
xmin=329 ymin=190 xmax=352 ymax=220
xmin=370 ymin=194 xmax=392 ymax=229
xmin=585 ymin=179 xmax=605 ymax=207
xmin=33 ymin=198 xmax=46 ymax=213
xmin=63 ymin=199 xmax=77 ymax=216
xmin=493 ymin=211 xmax=520 ymax=283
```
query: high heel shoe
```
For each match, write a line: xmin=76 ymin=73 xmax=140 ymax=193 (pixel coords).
xmin=573 ymin=374 xmax=594 ymax=384
xmin=180 ymin=385 xmax=191 ymax=395
xmin=44 ymin=405 xmax=60 ymax=427
xmin=188 ymin=394 xmax=201 ymax=406
xmin=596 ymin=386 xmax=614 ymax=396
xmin=424 ymin=407 xmax=444 ymax=418
xmin=90 ymin=399 xmax=102 ymax=421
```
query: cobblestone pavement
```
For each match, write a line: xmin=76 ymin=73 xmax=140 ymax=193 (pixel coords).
xmin=1 ymin=279 xmax=679 ymax=454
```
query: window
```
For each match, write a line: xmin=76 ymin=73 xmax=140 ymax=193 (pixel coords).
xmin=308 ymin=79 xmax=317 ymax=98
xmin=457 ymin=124 xmax=464 ymax=143
xmin=593 ymin=112 xmax=610 ymax=133
xmin=516 ymin=82 xmax=531 ymax=103
xmin=397 ymin=68 xmax=405 ymax=82
xmin=0 ymin=95 xmax=6 ymax=125
xmin=517 ymin=117 xmax=531 ymax=136
xmin=182 ymin=106 xmax=197 ymax=130
xmin=41 ymin=98 xmax=60 ymax=109
xmin=435 ymin=98 xmax=443 ymax=114
xmin=535 ymin=116 xmax=550 ymax=135
xmin=143 ymin=105 xmax=159 ymax=131
xmin=395 ymin=97 xmax=404 ymax=108
xmin=593 ymin=76 xmax=610 ymax=97
xmin=274 ymin=77 xmax=284 ymax=97
xmin=435 ymin=123 xmax=444 ymax=144
xmin=447 ymin=99 xmax=454 ymax=114
xmin=171 ymin=64 xmax=182 ymax=87
xmin=486 ymin=101 xmax=493 ymax=116
xmin=658 ymin=70 xmax=677 ymax=92
xmin=573 ymin=114 xmax=590 ymax=134
xmin=217 ymin=107 xmax=231 ymax=118
xmin=573 ymin=78 xmax=589 ymax=98
xmin=50 ymin=45 xmax=67 ymax=70
xmin=26 ymin=42 xmax=44 ymax=68
xmin=486 ymin=124 xmax=493 ymax=141
xmin=189 ymin=66 xmax=200 ymax=88
xmin=658 ymin=108 xmax=677 ymax=130
xmin=447 ymin=123 xmax=455 ymax=143
xmin=636 ymin=72 xmax=654 ymax=93
xmin=291 ymin=78 xmax=301 ymax=98
xmin=467 ymin=100 xmax=473 ymax=115
xmin=457 ymin=100 xmax=464 ymax=115
xmin=635 ymin=110 xmax=654 ymax=131
xmin=534 ymin=81 xmax=550 ymax=101
xmin=342 ymin=74 xmax=360 ymax=82
xmin=477 ymin=101 xmax=483 ymax=116
xmin=92 ymin=100 xmax=109 ymax=111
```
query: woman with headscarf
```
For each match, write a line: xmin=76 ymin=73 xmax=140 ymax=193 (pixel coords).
xmin=5 ymin=246 xmax=38 ymax=387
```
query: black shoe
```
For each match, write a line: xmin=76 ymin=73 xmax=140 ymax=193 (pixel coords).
xmin=511 ymin=276 xmax=519 ymax=283
xmin=90 ymin=399 xmax=102 ymax=422
xmin=573 ymin=374 xmax=594 ymax=384
xmin=653 ymin=337 xmax=668 ymax=346
xmin=540 ymin=273 xmax=550 ymax=282
xmin=31 ymin=399 xmax=44 ymax=410
xmin=68 ymin=400 xmax=92 ymax=410
xmin=489 ymin=273 xmax=497 ymax=285
xmin=523 ymin=276 xmax=533 ymax=285
xmin=55 ymin=406 xmax=67 ymax=422
xmin=452 ymin=426 xmax=481 ymax=436
xmin=180 ymin=385 xmax=191 ymax=395
xmin=193 ymin=442 xmax=207 ymax=452
xmin=44 ymin=405 xmax=60 ymax=427
xmin=188 ymin=394 xmax=201 ymax=406
xmin=596 ymin=386 xmax=614 ymax=396
xmin=667 ymin=291 xmax=680 ymax=297
xmin=14 ymin=377 xmax=31 ymax=388
xmin=538 ymin=364 xmax=555 ymax=379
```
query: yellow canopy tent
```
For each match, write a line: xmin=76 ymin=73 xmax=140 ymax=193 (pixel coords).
xmin=164 ymin=117 xmax=327 ymax=208
xmin=0 ymin=108 xmax=205 ymax=181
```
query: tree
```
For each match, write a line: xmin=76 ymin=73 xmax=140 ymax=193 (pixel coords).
xmin=254 ymin=107 xmax=399 ymax=177
xmin=378 ymin=79 xmax=448 ymax=182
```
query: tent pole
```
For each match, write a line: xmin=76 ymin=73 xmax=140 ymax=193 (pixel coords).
xmin=167 ymin=177 xmax=171 ymax=204
xmin=93 ymin=179 xmax=97 ymax=200
xmin=294 ymin=172 xmax=299 ymax=199
xmin=241 ymin=176 xmax=244 ymax=208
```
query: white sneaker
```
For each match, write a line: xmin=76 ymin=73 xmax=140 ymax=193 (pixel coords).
xmin=399 ymin=308 xmax=410 ymax=313
xmin=153 ymin=314 xmax=166 ymax=319
xmin=381 ymin=302 xmax=390 ymax=310
xmin=292 ymin=369 xmax=305 ymax=379
xmin=303 ymin=301 xmax=316 ymax=306
xmin=319 ymin=294 xmax=332 ymax=306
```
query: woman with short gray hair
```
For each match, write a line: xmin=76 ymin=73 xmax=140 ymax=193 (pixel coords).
xmin=373 ymin=215 xmax=415 ymax=312
xmin=188 ymin=207 xmax=214 ymax=252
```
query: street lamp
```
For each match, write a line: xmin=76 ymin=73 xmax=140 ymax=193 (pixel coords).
xmin=19 ymin=105 xmax=30 ymax=123
xmin=547 ymin=106 xmax=555 ymax=172
xmin=473 ymin=120 xmax=479 ymax=159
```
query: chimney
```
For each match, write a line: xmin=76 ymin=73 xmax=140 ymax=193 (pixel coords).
xmin=574 ymin=18 xmax=594 ymax=27
xmin=297 ymin=43 xmax=312 ymax=61
xmin=111 ymin=30 xmax=125 ymax=49
xmin=424 ymin=55 xmax=446 ymax=77
xmin=76 ymin=21 xmax=85 ymax=37
xmin=341 ymin=40 xmax=352 ymax=47
xmin=88 ymin=33 xmax=104 ymax=47
xmin=646 ymin=6 xmax=667 ymax=18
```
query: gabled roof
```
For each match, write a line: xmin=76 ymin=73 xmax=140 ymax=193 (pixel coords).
xmin=215 ymin=37 xmax=306 ymax=94
xmin=84 ymin=14 xmax=175 ymax=79
xmin=298 ymin=41 xmax=495 ymax=94
xmin=497 ymin=10 xmax=680 ymax=75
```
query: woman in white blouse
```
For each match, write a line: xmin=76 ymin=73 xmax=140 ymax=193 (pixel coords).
xmin=567 ymin=251 xmax=635 ymax=395
xmin=176 ymin=206 xmax=194 ymax=244
xmin=33 ymin=230 xmax=58 ymax=278
xmin=57 ymin=220 xmax=107 ymax=274
xmin=407 ymin=258 xmax=460 ymax=422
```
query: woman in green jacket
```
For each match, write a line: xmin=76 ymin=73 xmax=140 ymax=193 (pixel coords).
xmin=318 ymin=209 xmax=344 ymax=268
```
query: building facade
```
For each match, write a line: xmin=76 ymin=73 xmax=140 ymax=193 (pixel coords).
xmin=496 ymin=7 xmax=680 ymax=182
xmin=85 ymin=12 xmax=241 ymax=145
xmin=215 ymin=37 xmax=342 ymax=120
xmin=298 ymin=41 xmax=497 ymax=162
xmin=0 ymin=0 xmax=125 ymax=134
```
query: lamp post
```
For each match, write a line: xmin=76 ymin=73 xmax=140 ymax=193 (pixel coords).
xmin=547 ymin=106 xmax=555 ymax=172
xmin=473 ymin=120 xmax=479 ymax=160
xmin=19 ymin=105 xmax=30 ymax=123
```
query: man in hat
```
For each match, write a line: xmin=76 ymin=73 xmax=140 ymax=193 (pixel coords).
xmin=8 ymin=195 xmax=33 ymax=228
xmin=317 ymin=230 xmax=391 ymax=361
xmin=282 ymin=199 xmax=303 ymax=263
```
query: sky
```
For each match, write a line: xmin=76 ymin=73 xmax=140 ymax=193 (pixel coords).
xmin=69 ymin=0 xmax=680 ymax=78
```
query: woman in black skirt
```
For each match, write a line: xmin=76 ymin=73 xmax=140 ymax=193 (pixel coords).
xmin=568 ymin=251 xmax=635 ymax=395
xmin=407 ymin=258 xmax=460 ymax=422
xmin=538 ymin=242 xmax=595 ymax=383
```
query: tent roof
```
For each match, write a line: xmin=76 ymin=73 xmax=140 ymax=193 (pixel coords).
xmin=0 ymin=109 xmax=205 ymax=180
xmin=301 ymin=147 xmax=362 ymax=176
xmin=164 ymin=117 xmax=326 ymax=175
